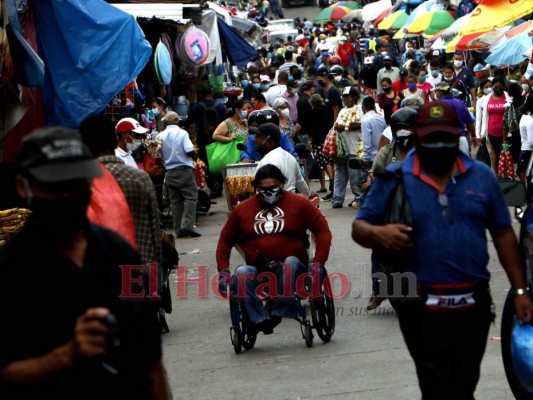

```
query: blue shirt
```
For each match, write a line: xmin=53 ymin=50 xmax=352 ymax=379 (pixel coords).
xmin=356 ymin=150 xmax=511 ymax=286
xmin=361 ymin=110 xmax=387 ymax=162
xmin=240 ymin=133 xmax=298 ymax=162
xmin=158 ymin=125 xmax=195 ymax=169
xmin=440 ymin=94 xmax=475 ymax=137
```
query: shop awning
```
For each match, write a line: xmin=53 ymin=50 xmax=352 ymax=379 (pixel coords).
xmin=231 ymin=17 xmax=258 ymax=35
xmin=217 ymin=17 xmax=258 ymax=68
xmin=110 ymin=3 xmax=200 ymax=24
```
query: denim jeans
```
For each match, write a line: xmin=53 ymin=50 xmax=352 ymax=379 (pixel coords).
xmin=332 ymin=159 xmax=362 ymax=206
xmin=232 ymin=256 xmax=309 ymax=324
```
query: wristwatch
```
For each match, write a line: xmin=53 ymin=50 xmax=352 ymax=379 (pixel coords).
xmin=512 ymin=288 xmax=529 ymax=296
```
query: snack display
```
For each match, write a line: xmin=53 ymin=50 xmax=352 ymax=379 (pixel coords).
xmin=340 ymin=106 xmax=361 ymax=131
xmin=226 ymin=175 xmax=254 ymax=197
xmin=0 ymin=208 xmax=31 ymax=245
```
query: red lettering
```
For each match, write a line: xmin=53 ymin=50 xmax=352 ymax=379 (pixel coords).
xmin=120 ymin=265 xmax=145 ymax=298
xmin=175 ymin=265 xmax=208 ymax=298
xmin=147 ymin=262 xmax=159 ymax=299
xmin=256 ymin=272 xmax=278 ymax=298
xmin=472 ymin=8 xmax=481 ymax=16
xmin=211 ymin=270 xmax=233 ymax=299
xmin=323 ymin=272 xmax=350 ymax=299
xmin=234 ymin=270 xmax=255 ymax=298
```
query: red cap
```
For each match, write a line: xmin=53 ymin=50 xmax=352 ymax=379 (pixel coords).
xmin=115 ymin=117 xmax=149 ymax=134
xmin=415 ymin=101 xmax=460 ymax=137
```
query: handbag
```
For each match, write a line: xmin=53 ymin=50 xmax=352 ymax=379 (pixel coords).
xmin=322 ymin=128 xmax=337 ymax=158
xmin=498 ymin=143 xmax=517 ymax=180
xmin=475 ymin=141 xmax=491 ymax=167
xmin=205 ymin=136 xmax=245 ymax=175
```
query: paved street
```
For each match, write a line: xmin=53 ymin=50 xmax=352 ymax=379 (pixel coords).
xmin=161 ymin=177 xmax=516 ymax=399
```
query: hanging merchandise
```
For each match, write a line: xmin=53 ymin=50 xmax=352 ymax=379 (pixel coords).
xmin=176 ymin=26 xmax=210 ymax=66
xmin=155 ymin=40 xmax=172 ymax=85
xmin=160 ymin=33 xmax=175 ymax=76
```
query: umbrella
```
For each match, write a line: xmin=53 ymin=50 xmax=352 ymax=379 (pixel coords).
xmin=464 ymin=26 xmax=513 ymax=50
xmin=378 ymin=10 xmax=408 ymax=30
xmin=315 ymin=5 xmax=351 ymax=22
xmin=374 ymin=7 xmax=393 ymax=27
xmin=441 ymin=13 xmax=472 ymax=42
xmin=362 ymin=0 xmax=391 ymax=22
xmin=485 ymin=32 xmax=533 ymax=66
xmin=455 ymin=31 xmax=490 ymax=51
xmin=402 ymin=0 xmax=443 ymax=31
xmin=335 ymin=1 xmax=362 ymax=10
xmin=341 ymin=9 xmax=363 ymax=23
xmin=505 ymin=21 xmax=533 ymax=38
xmin=459 ymin=0 xmax=533 ymax=36
xmin=405 ymin=10 xmax=455 ymax=35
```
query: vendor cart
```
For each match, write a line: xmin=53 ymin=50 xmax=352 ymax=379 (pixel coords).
xmin=221 ymin=163 xmax=258 ymax=213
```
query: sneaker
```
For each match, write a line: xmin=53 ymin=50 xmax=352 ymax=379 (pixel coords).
xmin=332 ymin=203 xmax=343 ymax=208
xmin=366 ymin=293 xmax=383 ymax=311
xmin=177 ymin=229 xmax=201 ymax=238
xmin=321 ymin=192 xmax=333 ymax=201
xmin=316 ymin=188 xmax=327 ymax=193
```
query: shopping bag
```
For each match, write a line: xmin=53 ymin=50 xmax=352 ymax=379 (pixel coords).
xmin=205 ymin=136 xmax=244 ymax=175
xmin=475 ymin=141 xmax=491 ymax=166
xmin=511 ymin=316 xmax=533 ymax=393
xmin=498 ymin=144 xmax=516 ymax=180
xmin=322 ymin=129 xmax=337 ymax=158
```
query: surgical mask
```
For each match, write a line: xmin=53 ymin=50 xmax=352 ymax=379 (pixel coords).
xmin=24 ymin=180 xmax=90 ymax=246
xmin=261 ymin=84 xmax=270 ymax=90
xmin=240 ymin=80 xmax=249 ymax=87
xmin=334 ymin=75 xmax=343 ymax=82
xmin=453 ymin=60 xmax=463 ymax=68
xmin=395 ymin=129 xmax=414 ymax=150
xmin=240 ymin=110 xmax=248 ymax=119
xmin=288 ymin=76 xmax=294 ymax=82
xmin=127 ymin=138 xmax=142 ymax=153
xmin=493 ymin=86 xmax=504 ymax=95
xmin=152 ymin=108 xmax=160 ymax=116
xmin=431 ymin=70 xmax=439 ymax=78
xmin=408 ymin=83 xmax=417 ymax=91
xmin=258 ymin=187 xmax=283 ymax=205
xmin=417 ymin=142 xmax=459 ymax=176
xmin=483 ymin=87 xmax=493 ymax=95
xmin=281 ymin=109 xmax=291 ymax=119
xmin=419 ymin=75 xmax=427 ymax=84
xmin=253 ymin=83 xmax=261 ymax=90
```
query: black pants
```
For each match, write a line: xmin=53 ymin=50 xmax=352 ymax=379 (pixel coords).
xmin=390 ymin=287 xmax=494 ymax=400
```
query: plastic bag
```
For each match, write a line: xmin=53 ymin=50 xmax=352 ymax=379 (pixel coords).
xmin=511 ymin=316 xmax=533 ymax=393
xmin=205 ymin=136 xmax=245 ymax=175
xmin=498 ymin=144 xmax=517 ymax=180
xmin=476 ymin=142 xmax=491 ymax=166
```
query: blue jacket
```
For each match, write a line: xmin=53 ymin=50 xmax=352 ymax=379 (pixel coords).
xmin=240 ymin=133 xmax=297 ymax=161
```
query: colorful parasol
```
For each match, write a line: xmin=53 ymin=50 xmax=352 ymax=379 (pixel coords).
xmin=485 ymin=32 xmax=533 ymax=66
xmin=378 ymin=10 xmax=408 ymax=30
xmin=441 ymin=13 xmax=472 ymax=42
xmin=374 ymin=7 xmax=393 ymax=27
xmin=335 ymin=1 xmax=362 ymax=10
xmin=362 ymin=0 xmax=392 ymax=22
xmin=505 ymin=21 xmax=533 ymax=39
xmin=459 ymin=0 xmax=533 ymax=36
xmin=405 ymin=10 xmax=455 ymax=36
xmin=341 ymin=9 xmax=363 ymax=23
xmin=315 ymin=5 xmax=352 ymax=22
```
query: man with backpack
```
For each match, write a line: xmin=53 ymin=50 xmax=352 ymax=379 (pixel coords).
xmin=185 ymin=86 xmax=227 ymax=198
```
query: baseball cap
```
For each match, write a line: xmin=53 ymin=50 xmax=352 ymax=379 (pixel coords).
xmin=342 ymin=87 xmax=358 ymax=97
xmin=432 ymin=50 xmax=440 ymax=56
xmin=161 ymin=111 xmax=180 ymax=125
xmin=249 ymin=122 xmax=281 ymax=142
xmin=364 ymin=57 xmax=373 ymax=65
xmin=339 ymin=35 xmax=347 ymax=42
xmin=115 ymin=117 xmax=149 ymax=134
xmin=319 ymin=33 xmax=326 ymax=40
xmin=383 ymin=55 xmax=392 ymax=61
xmin=260 ymin=75 xmax=271 ymax=83
xmin=301 ymin=80 xmax=315 ymax=91
xmin=432 ymin=81 xmax=451 ymax=92
xmin=415 ymin=101 xmax=459 ymax=137
xmin=17 ymin=126 xmax=103 ymax=183
xmin=287 ymin=80 xmax=299 ymax=89
xmin=317 ymin=67 xmax=331 ymax=76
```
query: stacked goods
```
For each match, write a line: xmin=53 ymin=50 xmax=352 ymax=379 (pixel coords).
xmin=155 ymin=41 xmax=172 ymax=85
xmin=0 ymin=208 xmax=31 ymax=245
xmin=226 ymin=175 xmax=254 ymax=196
xmin=175 ymin=26 xmax=210 ymax=66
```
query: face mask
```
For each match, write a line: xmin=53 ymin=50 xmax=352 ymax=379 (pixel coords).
xmin=253 ymin=83 xmax=261 ymax=90
xmin=318 ymin=80 xmax=325 ymax=87
xmin=152 ymin=108 xmax=160 ymax=116
xmin=408 ymin=83 xmax=417 ymax=91
xmin=127 ymin=138 xmax=142 ymax=153
xmin=522 ymin=84 xmax=530 ymax=92
xmin=258 ymin=187 xmax=283 ymax=205
xmin=261 ymin=84 xmax=270 ymax=90
xmin=383 ymin=87 xmax=391 ymax=93
xmin=240 ymin=110 xmax=248 ymax=119
xmin=288 ymin=76 xmax=294 ymax=82
xmin=493 ymin=86 xmax=504 ymax=95
xmin=240 ymin=80 xmax=249 ymax=87
xmin=483 ymin=87 xmax=493 ymax=95
xmin=419 ymin=76 xmax=427 ymax=84
xmin=417 ymin=142 xmax=459 ymax=175
xmin=384 ymin=63 xmax=392 ymax=70
xmin=431 ymin=70 xmax=439 ymax=78
xmin=394 ymin=129 xmax=414 ymax=149
xmin=453 ymin=60 xmax=463 ymax=68
xmin=25 ymin=181 xmax=90 ymax=246
xmin=281 ymin=109 xmax=291 ymax=119
xmin=334 ymin=76 xmax=342 ymax=82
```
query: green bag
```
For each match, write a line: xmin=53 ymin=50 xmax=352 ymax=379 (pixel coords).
xmin=205 ymin=136 xmax=244 ymax=175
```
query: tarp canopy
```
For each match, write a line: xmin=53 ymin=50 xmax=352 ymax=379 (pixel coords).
xmin=231 ymin=17 xmax=258 ymax=35
xmin=32 ymin=0 xmax=152 ymax=128
xmin=217 ymin=17 xmax=258 ymax=68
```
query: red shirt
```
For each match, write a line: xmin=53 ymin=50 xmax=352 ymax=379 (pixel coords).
xmin=337 ymin=43 xmax=355 ymax=67
xmin=392 ymin=79 xmax=408 ymax=93
xmin=487 ymin=95 xmax=507 ymax=137
xmin=216 ymin=191 xmax=332 ymax=268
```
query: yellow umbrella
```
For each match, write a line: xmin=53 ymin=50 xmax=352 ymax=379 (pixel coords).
xmin=406 ymin=10 xmax=456 ymax=36
xmin=445 ymin=34 xmax=463 ymax=53
xmin=459 ymin=0 xmax=533 ymax=36
xmin=378 ymin=10 xmax=407 ymax=30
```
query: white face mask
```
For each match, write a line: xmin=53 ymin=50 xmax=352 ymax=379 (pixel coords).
xmin=453 ymin=60 xmax=463 ymax=68
xmin=483 ymin=87 xmax=493 ymax=95
xmin=334 ymin=75 xmax=343 ymax=82
xmin=281 ymin=109 xmax=291 ymax=119
xmin=127 ymin=139 xmax=142 ymax=153
xmin=152 ymin=108 xmax=160 ymax=116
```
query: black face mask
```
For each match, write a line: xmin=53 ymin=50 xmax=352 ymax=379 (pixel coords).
xmin=30 ymin=192 xmax=91 ymax=246
xmin=384 ymin=63 xmax=392 ymax=70
xmin=318 ymin=80 xmax=325 ymax=87
xmin=493 ymin=86 xmax=504 ymax=95
xmin=416 ymin=142 xmax=459 ymax=175
xmin=258 ymin=187 xmax=283 ymax=205
xmin=383 ymin=87 xmax=392 ymax=93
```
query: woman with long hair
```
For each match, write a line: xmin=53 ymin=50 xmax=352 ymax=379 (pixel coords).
xmin=151 ymin=97 xmax=168 ymax=132
xmin=212 ymin=98 xmax=248 ymax=143
xmin=309 ymin=93 xmax=334 ymax=194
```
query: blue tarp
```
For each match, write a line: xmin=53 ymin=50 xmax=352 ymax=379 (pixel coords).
xmin=486 ymin=32 xmax=533 ymax=67
xmin=217 ymin=17 xmax=258 ymax=68
xmin=32 ymin=0 xmax=152 ymax=128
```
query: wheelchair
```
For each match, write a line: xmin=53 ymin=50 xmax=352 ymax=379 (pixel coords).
xmin=228 ymin=262 xmax=335 ymax=354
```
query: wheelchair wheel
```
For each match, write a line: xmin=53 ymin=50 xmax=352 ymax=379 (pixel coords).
xmin=310 ymin=271 xmax=336 ymax=343
xmin=304 ymin=325 xmax=314 ymax=348
xmin=229 ymin=295 xmax=257 ymax=354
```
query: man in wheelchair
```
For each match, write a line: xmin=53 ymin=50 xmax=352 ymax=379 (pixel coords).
xmin=216 ymin=164 xmax=332 ymax=334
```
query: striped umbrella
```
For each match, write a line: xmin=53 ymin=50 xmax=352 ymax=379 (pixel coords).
xmin=406 ymin=10 xmax=455 ymax=36
xmin=315 ymin=5 xmax=351 ymax=22
xmin=335 ymin=1 xmax=362 ymax=10
xmin=378 ymin=10 xmax=408 ymax=30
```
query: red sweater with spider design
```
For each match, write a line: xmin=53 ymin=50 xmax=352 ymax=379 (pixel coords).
xmin=216 ymin=192 xmax=332 ymax=270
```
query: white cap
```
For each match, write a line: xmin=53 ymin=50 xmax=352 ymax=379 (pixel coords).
xmin=364 ymin=56 xmax=373 ymax=64
xmin=432 ymin=50 xmax=440 ymax=56
xmin=260 ymin=75 xmax=271 ymax=82
xmin=340 ymin=36 xmax=347 ymax=41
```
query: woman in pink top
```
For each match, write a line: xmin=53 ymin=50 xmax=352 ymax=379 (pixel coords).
xmin=486 ymin=77 xmax=508 ymax=170
xmin=417 ymin=70 xmax=433 ymax=102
